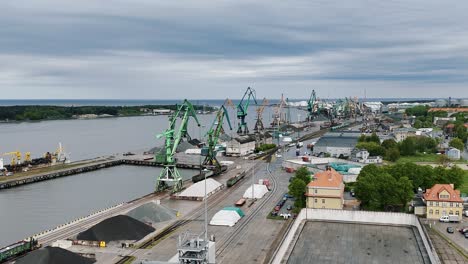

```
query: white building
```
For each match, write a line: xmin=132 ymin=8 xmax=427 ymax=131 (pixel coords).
xmin=393 ymin=128 xmax=417 ymax=142
xmin=351 ymin=148 xmax=383 ymax=164
xmin=446 ymin=148 xmax=461 ymax=160
xmin=226 ymin=135 xmax=256 ymax=156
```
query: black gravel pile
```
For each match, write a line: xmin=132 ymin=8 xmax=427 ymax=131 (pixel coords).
xmin=77 ymin=215 xmax=155 ymax=242
xmin=15 ymin=246 xmax=95 ymax=264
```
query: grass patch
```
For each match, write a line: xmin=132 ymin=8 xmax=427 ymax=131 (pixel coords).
xmin=267 ymin=214 xmax=286 ymax=220
xmin=397 ymin=153 xmax=441 ymax=163
xmin=460 ymin=170 xmax=468 ymax=195
xmin=122 ymin=256 xmax=136 ymax=264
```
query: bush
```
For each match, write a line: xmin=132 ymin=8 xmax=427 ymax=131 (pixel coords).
xmin=255 ymin=143 xmax=277 ymax=153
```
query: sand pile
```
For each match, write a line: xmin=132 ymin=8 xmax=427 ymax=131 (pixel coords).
xmin=126 ymin=202 xmax=177 ymax=224
xmin=15 ymin=246 xmax=95 ymax=264
xmin=77 ymin=215 xmax=155 ymax=242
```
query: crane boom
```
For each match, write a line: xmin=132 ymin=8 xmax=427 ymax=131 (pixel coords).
xmin=236 ymin=87 xmax=257 ymax=134
xmin=254 ymin=98 xmax=269 ymax=133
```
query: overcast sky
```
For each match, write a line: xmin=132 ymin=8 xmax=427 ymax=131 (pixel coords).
xmin=1 ymin=0 xmax=468 ymax=100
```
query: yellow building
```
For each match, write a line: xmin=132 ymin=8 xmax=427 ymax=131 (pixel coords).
xmin=424 ymin=184 xmax=463 ymax=220
xmin=306 ymin=168 xmax=344 ymax=209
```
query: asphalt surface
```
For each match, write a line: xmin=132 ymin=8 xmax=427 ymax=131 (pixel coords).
xmin=287 ymin=221 xmax=431 ymax=264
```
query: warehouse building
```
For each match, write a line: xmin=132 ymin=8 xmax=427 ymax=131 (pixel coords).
xmin=226 ymin=135 xmax=256 ymax=156
xmin=312 ymin=132 xmax=360 ymax=158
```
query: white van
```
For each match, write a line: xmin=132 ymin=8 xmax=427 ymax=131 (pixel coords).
xmin=439 ymin=215 xmax=460 ymax=223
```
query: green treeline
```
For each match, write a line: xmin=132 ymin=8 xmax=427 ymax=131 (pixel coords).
xmin=0 ymin=105 xmax=214 ymax=121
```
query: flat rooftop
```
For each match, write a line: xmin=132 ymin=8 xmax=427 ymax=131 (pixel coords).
xmin=287 ymin=221 xmax=431 ymax=264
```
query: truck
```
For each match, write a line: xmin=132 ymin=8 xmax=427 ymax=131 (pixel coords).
xmin=439 ymin=215 xmax=460 ymax=223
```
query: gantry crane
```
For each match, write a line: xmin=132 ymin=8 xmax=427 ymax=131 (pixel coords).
xmin=202 ymin=105 xmax=232 ymax=175
xmin=155 ymin=99 xmax=200 ymax=193
xmin=254 ymin=98 xmax=269 ymax=134
xmin=236 ymin=87 xmax=257 ymax=135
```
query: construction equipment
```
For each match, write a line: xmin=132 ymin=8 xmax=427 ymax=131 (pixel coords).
xmin=254 ymin=98 xmax=269 ymax=133
xmin=271 ymin=94 xmax=286 ymax=127
xmin=155 ymin=99 xmax=200 ymax=193
xmin=202 ymin=104 xmax=232 ymax=174
xmin=24 ymin=152 xmax=31 ymax=164
xmin=236 ymin=87 xmax=257 ymax=135
xmin=3 ymin=152 xmax=21 ymax=166
xmin=307 ymin=90 xmax=318 ymax=121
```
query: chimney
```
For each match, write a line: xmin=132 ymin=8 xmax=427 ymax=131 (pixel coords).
xmin=449 ymin=183 xmax=454 ymax=189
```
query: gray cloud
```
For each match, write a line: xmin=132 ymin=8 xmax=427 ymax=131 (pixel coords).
xmin=0 ymin=0 xmax=467 ymax=99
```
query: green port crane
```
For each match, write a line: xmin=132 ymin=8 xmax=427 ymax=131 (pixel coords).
xmin=155 ymin=99 xmax=200 ymax=193
xmin=202 ymin=105 xmax=232 ymax=174
xmin=236 ymin=87 xmax=257 ymax=134
xmin=307 ymin=90 xmax=317 ymax=121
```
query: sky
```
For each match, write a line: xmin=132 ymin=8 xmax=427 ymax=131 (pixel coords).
xmin=1 ymin=0 xmax=468 ymax=100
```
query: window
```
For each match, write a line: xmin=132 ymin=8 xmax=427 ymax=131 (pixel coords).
xmin=314 ymin=189 xmax=318 ymax=194
xmin=314 ymin=199 xmax=318 ymax=203
xmin=428 ymin=201 xmax=432 ymax=206
xmin=435 ymin=202 xmax=439 ymax=207
xmin=429 ymin=209 xmax=433 ymax=215
xmin=322 ymin=199 xmax=325 ymax=204
xmin=435 ymin=210 xmax=439 ymax=215
xmin=449 ymin=210 xmax=453 ymax=215
xmin=450 ymin=203 xmax=453 ymax=207
xmin=456 ymin=211 xmax=459 ymax=215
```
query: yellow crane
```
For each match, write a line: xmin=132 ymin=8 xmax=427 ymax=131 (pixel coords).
xmin=3 ymin=151 xmax=21 ymax=166
xmin=24 ymin=152 xmax=31 ymax=163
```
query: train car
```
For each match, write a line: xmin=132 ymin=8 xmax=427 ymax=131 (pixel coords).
xmin=226 ymin=172 xmax=246 ymax=188
xmin=0 ymin=238 xmax=39 ymax=263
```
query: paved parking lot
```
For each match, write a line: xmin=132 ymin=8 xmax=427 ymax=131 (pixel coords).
xmin=424 ymin=219 xmax=468 ymax=255
xmin=287 ymin=221 xmax=431 ymax=264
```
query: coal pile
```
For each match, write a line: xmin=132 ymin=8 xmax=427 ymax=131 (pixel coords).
xmin=126 ymin=202 xmax=177 ymax=224
xmin=15 ymin=246 xmax=95 ymax=264
xmin=77 ymin=215 xmax=155 ymax=242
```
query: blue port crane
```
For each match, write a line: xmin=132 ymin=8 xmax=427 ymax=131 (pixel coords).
xmin=236 ymin=87 xmax=257 ymax=134
xmin=202 ymin=104 xmax=232 ymax=174
xmin=155 ymin=99 xmax=200 ymax=193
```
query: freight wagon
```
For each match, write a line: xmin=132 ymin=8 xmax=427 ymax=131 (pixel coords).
xmin=0 ymin=238 xmax=39 ymax=263
xmin=226 ymin=171 xmax=246 ymax=187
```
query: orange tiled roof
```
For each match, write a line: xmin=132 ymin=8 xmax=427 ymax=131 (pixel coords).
xmin=307 ymin=169 xmax=343 ymax=188
xmin=429 ymin=108 xmax=468 ymax=112
xmin=423 ymin=184 xmax=462 ymax=203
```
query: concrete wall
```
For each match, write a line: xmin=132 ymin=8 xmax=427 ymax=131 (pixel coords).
xmin=271 ymin=209 xmax=441 ymax=264
xmin=313 ymin=146 xmax=353 ymax=157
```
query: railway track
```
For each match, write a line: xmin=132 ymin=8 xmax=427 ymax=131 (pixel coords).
xmin=215 ymin=161 xmax=280 ymax=259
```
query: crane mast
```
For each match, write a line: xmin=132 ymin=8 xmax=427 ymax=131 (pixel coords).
xmin=202 ymin=105 xmax=232 ymax=174
xmin=155 ymin=99 xmax=200 ymax=193
xmin=307 ymin=90 xmax=318 ymax=121
xmin=236 ymin=87 xmax=257 ymax=135
xmin=254 ymin=98 xmax=269 ymax=133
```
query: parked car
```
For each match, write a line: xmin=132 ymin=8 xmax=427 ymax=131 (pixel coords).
xmin=465 ymin=232 xmax=468 ymax=239
xmin=458 ymin=227 xmax=468 ymax=234
xmin=350 ymin=189 xmax=355 ymax=197
xmin=446 ymin=227 xmax=454 ymax=233
xmin=271 ymin=211 xmax=278 ymax=216
xmin=274 ymin=205 xmax=281 ymax=212
xmin=287 ymin=205 xmax=293 ymax=211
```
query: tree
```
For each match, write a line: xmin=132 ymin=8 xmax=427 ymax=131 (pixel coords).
xmin=294 ymin=166 xmax=311 ymax=184
xmin=368 ymin=132 xmax=380 ymax=144
xmin=385 ymin=148 xmax=400 ymax=162
xmin=382 ymin=139 xmax=398 ymax=150
xmin=394 ymin=177 xmax=415 ymax=208
xmin=399 ymin=137 xmax=416 ymax=156
xmin=446 ymin=166 xmax=465 ymax=190
xmin=437 ymin=155 xmax=451 ymax=167
xmin=449 ymin=138 xmax=465 ymax=151
xmin=289 ymin=178 xmax=307 ymax=209
xmin=356 ymin=142 xmax=385 ymax=156
xmin=413 ymin=120 xmax=422 ymax=129
xmin=358 ymin=134 xmax=367 ymax=142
